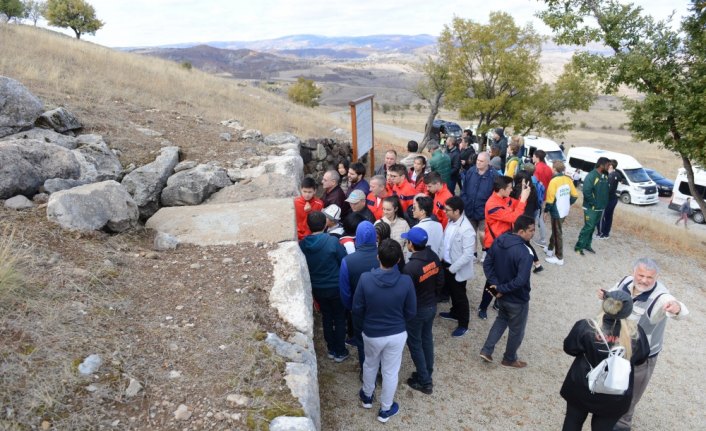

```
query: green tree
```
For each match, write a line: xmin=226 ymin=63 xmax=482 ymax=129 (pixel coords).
xmin=22 ymin=0 xmax=46 ymax=25
xmin=539 ymin=0 xmax=706 ymax=217
xmin=45 ymin=0 xmax=103 ymax=39
xmin=287 ymin=77 xmax=322 ymax=107
xmin=0 ymin=0 xmax=25 ymax=21
xmin=438 ymin=12 xmax=594 ymax=146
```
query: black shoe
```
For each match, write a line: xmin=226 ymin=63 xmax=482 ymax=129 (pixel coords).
xmin=533 ymin=265 xmax=544 ymax=273
xmin=492 ymin=301 xmax=500 ymax=311
xmin=575 ymin=249 xmax=585 ymax=256
xmin=585 ymin=247 xmax=596 ymax=254
xmin=406 ymin=378 xmax=433 ymax=394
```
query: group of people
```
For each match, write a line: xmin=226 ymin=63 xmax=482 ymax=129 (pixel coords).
xmin=294 ymin=134 xmax=688 ymax=428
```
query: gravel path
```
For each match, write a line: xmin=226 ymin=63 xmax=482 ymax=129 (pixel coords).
xmin=316 ymin=210 xmax=705 ymax=430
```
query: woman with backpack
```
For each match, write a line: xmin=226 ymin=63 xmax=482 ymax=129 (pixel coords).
xmin=560 ymin=291 xmax=649 ymax=431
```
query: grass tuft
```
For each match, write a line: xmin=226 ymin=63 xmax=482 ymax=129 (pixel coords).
xmin=0 ymin=228 xmax=23 ymax=306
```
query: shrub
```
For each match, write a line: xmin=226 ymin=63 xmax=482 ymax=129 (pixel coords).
xmin=180 ymin=61 xmax=192 ymax=71
xmin=0 ymin=228 xmax=23 ymax=305
xmin=287 ymin=77 xmax=322 ymax=107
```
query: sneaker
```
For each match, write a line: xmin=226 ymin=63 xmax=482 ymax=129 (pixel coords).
xmin=501 ymin=359 xmax=528 ymax=369
xmin=480 ymin=251 xmax=487 ymax=263
xmin=585 ymin=247 xmax=596 ymax=254
xmin=492 ymin=301 xmax=500 ymax=311
xmin=533 ymin=265 xmax=544 ymax=274
xmin=377 ymin=402 xmax=399 ymax=423
xmin=479 ymin=352 xmax=493 ymax=363
xmin=601 ymin=235 xmax=610 ymax=239
xmin=575 ymin=249 xmax=585 ymax=256
xmin=334 ymin=349 xmax=350 ymax=363
xmin=359 ymin=388 xmax=374 ymax=409
xmin=327 ymin=351 xmax=335 ymax=359
xmin=345 ymin=338 xmax=356 ymax=347
xmin=477 ymin=309 xmax=487 ymax=320
xmin=545 ymin=248 xmax=554 ymax=257
xmin=439 ymin=312 xmax=457 ymax=321
xmin=545 ymin=256 xmax=564 ymax=266
xmin=406 ymin=378 xmax=433 ymax=394
xmin=451 ymin=327 xmax=468 ymax=337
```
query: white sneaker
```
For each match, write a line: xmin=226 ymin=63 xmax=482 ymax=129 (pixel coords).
xmin=545 ymin=249 xmax=554 ymax=257
xmin=545 ymin=256 xmax=564 ymax=266
xmin=480 ymin=251 xmax=487 ymax=263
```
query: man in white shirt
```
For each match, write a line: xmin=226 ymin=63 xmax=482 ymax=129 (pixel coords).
xmin=438 ymin=196 xmax=475 ymax=337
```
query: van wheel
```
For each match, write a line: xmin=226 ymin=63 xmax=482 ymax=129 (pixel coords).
xmin=694 ymin=211 xmax=705 ymax=224
xmin=619 ymin=193 xmax=631 ymax=204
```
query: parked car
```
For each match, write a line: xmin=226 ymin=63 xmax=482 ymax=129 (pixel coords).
xmin=429 ymin=119 xmax=463 ymax=143
xmin=669 ymin=166 xmax=706 ymax=224
xmin=644 ymin=168 xmax=674 ymax=197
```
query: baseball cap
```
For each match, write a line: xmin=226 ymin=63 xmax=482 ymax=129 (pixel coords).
xmin=400 ymin=227 xmax=428 ymax=246
xmin=345 ymin=189 xmax=366 ymax=203
xmin=323 ymin=204 xmax=341 ymax=222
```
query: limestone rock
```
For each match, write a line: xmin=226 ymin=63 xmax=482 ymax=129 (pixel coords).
xmin=264 ymin=132 xmax=300 ymax=147
xmin=219 ymin=132 xmax=232 ymax=142
xmin=0 ymin=127 xmax=78 ymax=149
xmin=0 ymin=139 xmax=80 ymax=199
xmin=173 ymin=404 xmax=192 ymax=421
xmin=121 ymin=146 xmax=179 ymax=218
xmin=268 ymin=242 xmax=314 ymax=337
xmin=242 ymin=129 xmax=262 ymax=140
xmin=154 ymin=231 xmax=179 ymax=251
xmin=207 ymin=172 xmax=298 ymax=204
xmin=72 ymin=134 xmax=122 ymax=182
xmin=0 ymin=76 xmax=44 ymax=138
xmin=35 ymin=107 xmax=82 ymax=133
xmin=269 ymin=417 xmax=316 ymax=431
xmin=124 ymin=378 xmax=142 ymax=397
xmin=4 ymin=195 xmax=34 ymax=210
xmin=174 ymin=160 xmax=197 ymax=172
xmin=47 ymin=180 xmax=139 ymax=232
xmin=284 ymin=363 xmax=320 ymax=431
xmin=160 ymin=164 xmax=231 ymax=206
xmin=226 ymin=393 xmax=249 ymax=407
xmin=220 ymin=119 xmax=244 ymax=131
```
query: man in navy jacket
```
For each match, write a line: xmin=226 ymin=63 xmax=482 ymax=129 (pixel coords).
xmin=353 ymin=239 xmax=416 ymax=423
xmin=461 ymin=151 xmax=497 ymax=259
xmin=479 ymin=215 xmax=535 ymax=368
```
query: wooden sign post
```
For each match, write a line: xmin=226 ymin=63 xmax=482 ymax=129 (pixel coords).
xmin=349 ymin=94 xmax=375 ymax=176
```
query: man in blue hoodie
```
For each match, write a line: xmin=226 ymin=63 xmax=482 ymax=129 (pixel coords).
xmin=479 ymin=215 xmax=535 ymax=369
xmin=339 ymin=221 xmax=379 ymax=370
xmin=299 ymin=211 xmax=349 ymax=362
xmin=353 ymin=239 xmax=416 ymax=423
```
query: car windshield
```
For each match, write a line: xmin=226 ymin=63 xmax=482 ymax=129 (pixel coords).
xmin=647 ymin=170 xmax=665 ymax=181
xmin=445 ymin=124 xmax=462 ymax=135
xmin=546 ymin=150 xmax=566 ymax=162
xmin=623 ymin=168 xmax=651 ymax=183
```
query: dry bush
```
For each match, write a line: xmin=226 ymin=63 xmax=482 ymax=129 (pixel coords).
xmin=0 ymin=24 xmax=337 ymax=138
xmin=0 ymin=228 xmax=23 ymax=308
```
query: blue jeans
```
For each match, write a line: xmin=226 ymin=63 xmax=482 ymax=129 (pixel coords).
xmin=405 ymin=306 xmax=436 ymax=385
xmin=480 ymin=298 xmax=529 ymax=362
xmin=313 ymin=289 xmax=346 ymax=356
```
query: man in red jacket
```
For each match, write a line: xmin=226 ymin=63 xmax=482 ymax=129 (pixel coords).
xmin=366 ymin=175 xmax=388 ymax=220
xmin=477 ymin=175 xmax=530 ymax=319
xmin=425 ymin=172 xmax=453 ymax=229
xmin=387 ymin=164 xmax=417 ymax=212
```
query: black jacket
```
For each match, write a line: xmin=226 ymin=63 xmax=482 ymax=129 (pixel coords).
xmin=447 ymin=146 xmax=461 ymax=181
xmin=560 ymin=318 xmax=649 ymax=417
xmin=402 ymin=247 xmax=444 ymax=309
xmin=482 ymin=232 xmax=533 ymax=303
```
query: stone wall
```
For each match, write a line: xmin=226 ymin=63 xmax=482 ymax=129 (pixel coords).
xmin=300 ymin=138 xmax=369 ymax=184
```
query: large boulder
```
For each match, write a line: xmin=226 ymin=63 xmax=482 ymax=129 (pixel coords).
xmin=72 ymin=134 xmax=122 ymax=182
xmin=43 ymin=178 xmax=90 ymax=194
xmin=35 ymin=107 xmax=82 ymax=133
xmin=0 ymin=77 xmax=44 ymax=138
xmin=0 ymin=128 xmax=78 ymax=149
xmin=264 ymin=132 xmax=300 ymax=147
xmin=0 ymin=139 xmax=80 ymax=199
xmin=121 ymin=146 xmax=180 ymax=219
xmin=160 ymin=164 xmax=231 ymax=206
xmin=47 ymin=181 xmax=139 ymax=232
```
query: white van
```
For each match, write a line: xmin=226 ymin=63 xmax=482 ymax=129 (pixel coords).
xmin=521 ymin=135 xmax=566 ymax=164
xmin=668 ymin=166 xmax=706 ymax=224
xmin=565 ymin=147 xmax=659 ymax=205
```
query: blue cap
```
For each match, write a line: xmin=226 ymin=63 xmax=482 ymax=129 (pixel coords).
xmin=401 ymin=227 xmax=428 ymax=246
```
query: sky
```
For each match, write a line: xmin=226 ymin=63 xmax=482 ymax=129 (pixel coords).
xmin=38 ymin=0 xmax=692 ymax=48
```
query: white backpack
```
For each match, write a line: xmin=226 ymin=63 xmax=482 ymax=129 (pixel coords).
xmin=585 ymin=320 xmax=631 ymax=395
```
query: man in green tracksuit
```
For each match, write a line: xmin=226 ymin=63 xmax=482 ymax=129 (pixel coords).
xmin=428 ymin=141 xmax=452 ymax=187
xmin=574 ymin=157 xmax=609 ymax=255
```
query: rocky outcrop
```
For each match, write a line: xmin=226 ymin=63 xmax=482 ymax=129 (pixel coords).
xmin=264 ymin=132 xmax=301 ymax=147
xmin=47 ymin=181 xmax=139 ymax=232
xmin=0 ymin=139 xmax=80 ymax=199
xmin=121 ymin=146 xmax=180 ymax=219
xmin=0 ymin=128 xmax=78 ymax=149
xmin=0 ymin=76 xmax=44 ymax=138
xmin=160 ymin=164 xmax=231 ymax=206
xmin=35 ymin=107 xmax=82 ymax=133
xmin=72 ymin=134 xmax=122 ymax=182
xmin=43 ymin=178 xmax=90 ymax=194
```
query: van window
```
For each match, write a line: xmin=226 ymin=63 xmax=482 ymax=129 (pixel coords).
xmin=569 ymin=157 xmax=594 ymax=172
xmin=678 ymin=181 xmax=706 ymax=198
xmin=546 ymin=150 xmax=566 ymax=162
xmin=622 ymin=168 xmax=650 ymax=183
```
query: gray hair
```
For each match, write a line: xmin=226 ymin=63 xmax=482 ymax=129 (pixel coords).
xmin=324 ymin=170 xmax=340 ymax=185
xmin=370 ymin=175 xmax=386 ymax=187
xmin=634 ymin=257 xmax=659 ymax=273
